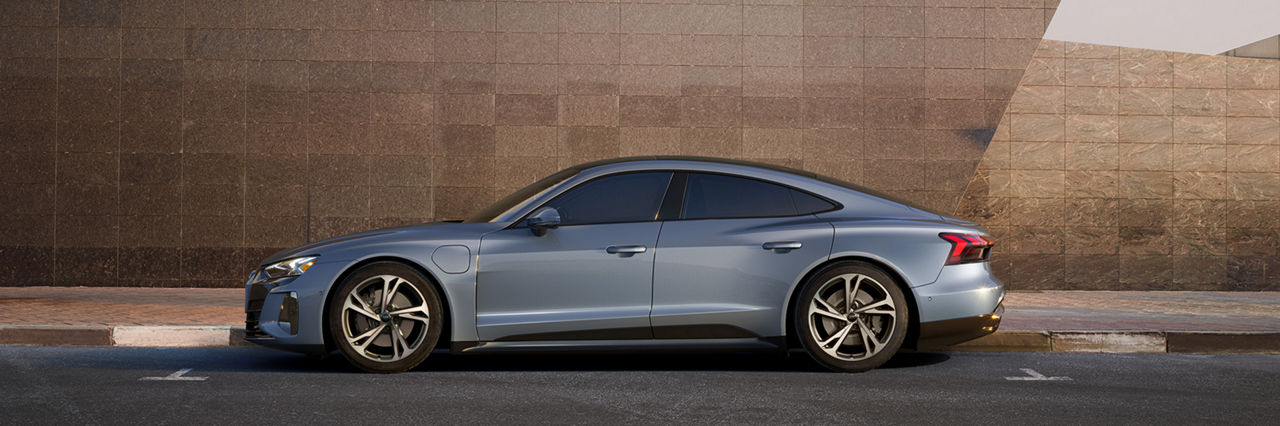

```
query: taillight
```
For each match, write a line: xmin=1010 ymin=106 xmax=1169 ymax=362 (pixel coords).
xmin=939 ymin=233 xmax=993 ymax=265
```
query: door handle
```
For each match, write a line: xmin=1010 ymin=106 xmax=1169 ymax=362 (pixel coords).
xmin=606 ymin=245 xmax=647 ymax=254
xmin=762 ymin=241 xmax=802 ymax=250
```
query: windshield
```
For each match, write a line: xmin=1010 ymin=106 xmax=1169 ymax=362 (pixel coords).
xmin=463 ymin=167 xmax=579 ymax=223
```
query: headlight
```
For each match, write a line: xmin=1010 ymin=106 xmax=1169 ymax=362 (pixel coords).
xmin=261 ymin=256 xmax=319 ymax=280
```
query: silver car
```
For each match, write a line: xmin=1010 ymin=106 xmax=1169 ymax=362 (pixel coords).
xmin=244 ymin=157 xmax=1004 ymax=373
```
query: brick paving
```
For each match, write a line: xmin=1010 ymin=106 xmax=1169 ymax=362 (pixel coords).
xmin=0 ymin=287 xmax=1278 ymax=332
xmin=0 ymin=287 xmax=241 ymax=326
xmin=1001 ymin=291 xmax=1280 ymax=332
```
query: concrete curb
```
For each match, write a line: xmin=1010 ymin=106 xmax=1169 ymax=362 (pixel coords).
xmin=2 ymin=326 xmax=1278 ymax=353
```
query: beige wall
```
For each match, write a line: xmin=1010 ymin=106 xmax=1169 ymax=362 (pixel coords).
xmin=958 ymin=40 xmax=1280 ymax=290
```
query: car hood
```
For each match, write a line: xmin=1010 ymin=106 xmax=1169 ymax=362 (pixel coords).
xmin=259 ymin=221 xmax=507 ymax=266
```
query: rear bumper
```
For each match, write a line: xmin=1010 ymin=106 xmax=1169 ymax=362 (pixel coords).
xmin=916 ymin=303 xmax=1002 ymax=349
xmin=910 ymin=262 xmax=1005 ymax=348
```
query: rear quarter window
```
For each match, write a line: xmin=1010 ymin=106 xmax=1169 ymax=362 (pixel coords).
xmin=791 ymin=189 xmax=837 ymax=214
xmin=682 ymin=173 xmax=797 ymax=219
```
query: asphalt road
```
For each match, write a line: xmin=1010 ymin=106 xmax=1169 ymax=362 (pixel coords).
xmin=1 ymin=346 xmax=1276 ymax=425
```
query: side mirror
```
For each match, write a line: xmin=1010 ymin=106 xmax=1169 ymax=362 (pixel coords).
xmin=526 ymin=207 xmax=560 ymax=236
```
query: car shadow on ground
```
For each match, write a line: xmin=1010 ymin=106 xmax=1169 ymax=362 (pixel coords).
xmin=34 ymin=345 xmax=950 ymax=374
xmin=410 ymin=350 xmax=951 ymax=373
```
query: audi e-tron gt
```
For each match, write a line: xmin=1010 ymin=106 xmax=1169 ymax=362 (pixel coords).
xmin=244 ymin=156 xmax=1003 ymax=373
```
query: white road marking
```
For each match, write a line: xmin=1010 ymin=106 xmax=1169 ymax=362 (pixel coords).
xmin=139 ymin=368 xmax=207 ymax=381
xmin=1005 ymin=368 xmax=1072 ymax=381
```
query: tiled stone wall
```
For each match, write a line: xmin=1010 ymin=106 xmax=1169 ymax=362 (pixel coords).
xmin=0 ymin=0 xmax=1055 ymax=287
xmin=957 ymin=40 xmax=1280 ymax=290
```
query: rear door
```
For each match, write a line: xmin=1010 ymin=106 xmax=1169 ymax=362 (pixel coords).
xmin=650 ymin=172 xmax=836 ymax=339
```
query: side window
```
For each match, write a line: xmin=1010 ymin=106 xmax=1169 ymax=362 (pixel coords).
xmin=792 ymin=189 xmax=837 ymax=214
xmin=545 ymin=172 xmax=673 ymax=225
xmin=682 ymin=173 xmax=797 ymax=219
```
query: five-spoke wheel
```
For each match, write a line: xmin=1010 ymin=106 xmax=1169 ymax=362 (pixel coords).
xmin=328 ymin=263 xmax=443 ymax=373
xmin=795 ymin=261 xmax=908 ymax=372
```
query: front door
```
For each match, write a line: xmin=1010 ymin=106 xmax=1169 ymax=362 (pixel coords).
xmin=475 ymin=172 xmax=675 ymax=341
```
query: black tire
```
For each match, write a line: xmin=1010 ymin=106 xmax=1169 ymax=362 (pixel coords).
xmin=793 ymin=261 xmax=909 ymax=373
xmin=327 ymin=262 xmax=444 ymax=373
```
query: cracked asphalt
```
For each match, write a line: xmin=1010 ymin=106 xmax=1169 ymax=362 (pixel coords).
xmin=1 ymin=346 xmax=1277 ymax=424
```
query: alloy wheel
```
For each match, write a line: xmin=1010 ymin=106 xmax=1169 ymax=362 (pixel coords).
xmin=340 ymin=274 xmax=432 ymax=363
xmin=807 ymin=273 xmax=898 ymax=362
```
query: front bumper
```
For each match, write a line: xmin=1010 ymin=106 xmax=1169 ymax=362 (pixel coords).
xmin=243 ymin=261 xmax=346 ymax=355
xmin=910 ymin=262 xmax=1005 ymax=348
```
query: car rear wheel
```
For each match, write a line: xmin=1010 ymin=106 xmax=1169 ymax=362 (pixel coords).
xmin=794 ymin=261 xmax=909 ymax=372
xmin=327 ymin=262 xmax=443 ymax=373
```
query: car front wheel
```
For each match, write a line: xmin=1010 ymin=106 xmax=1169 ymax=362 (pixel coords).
xmin=327 ymin=262 xmax=443 ymax=373
xmin=794 ymin=261 xmax=909 ymax=372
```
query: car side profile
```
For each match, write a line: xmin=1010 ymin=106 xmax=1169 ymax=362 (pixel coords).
xmin=244 ymin=157 xmax=1004 ymax=373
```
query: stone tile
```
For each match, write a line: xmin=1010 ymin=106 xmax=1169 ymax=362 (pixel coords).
xmin=743 ymin=128 xmax=804 ymax=160
xmin=984 ymin=7 xmax=1044 ymax=38
xmin=495 ymin=64 xmax=558 ymax=95
xmin=1065 ymin=58 xmax=1118 ymax=87
xmin=1118 ymin=58 xmax=1173 ymax=88
xmin=1009 ymin=114 xmax=1065 ymax=142
xmin=679 ymin=96 xmax=740 ymax=127
xmin=1226 ymin=59 xmax=1280 ymax=90
xmin=1172 ymin=144 xmax=1226 ymax=172
xmin=1117 ymin=143 xmax=1172 ymax=172
xmin=925 ymin=7 xmax=984 ymax=38
xmin=1226 ymin=117 xmax=1280 ymax=145
xmin=742 ymin=97 xmax=803 ymax=128
xmin=803 ymin=37 xmax=861 ymax=67
xmin=926 ymin=38 xmax=985 ymax=68
xmin=1010 ymin=85 xmax=1064 ymax=114
xmin=1064 ymin=142 xmax=1118 ymax=171
xmin=1226 ymin=145 xmax=1280 ymax=173
xmin=621 ymin=65 xmax=683 ymax=96
xmin=497 ymin=2 xmax=557 ymax=33
xmin=743 ymin=5 xmax=803 ymax=36
xmin=986 ymin=39 xmax=1038 ymax=70
xmin=1021 ymin=57 xmax=1065 ymax=86
xmin=1173 ymin=116 xmax=1226 ymax=144
xmin=1118 ymin=87 xmax=1172 ymax=115
xmin=619 ymin=127 xmax=681 ymax=157
xmin=1065 ymin=114 xmax=1118 ymax=142
xmin=1064 ymin=86 xmax=1117 ymax=115
xmin=1227 ymin=90 xmax=1280 ymax=118
xmin=1173 ymin=55 xmax=1227 ymax=88
xmin=619 ymin=96 xmax=681 ymax=127
xmin=802 ymin=6 xmax=861 ymax=37
xmin=560 ymin=64 xmax=619 ymax=95
xmin=1118 ymin=171 xmax=1174 ymax=199
xmin=1172 ymin=88 xmax=1227 ymax=116
xmin=681 ymin=66 xmax=741 ymax=97
xmin=1227 ymin=173 xmax=1280 ymax=200
xmin=1064 ymin=226 xmax=1120 ymax=255
xmin=925 ymin=68 xmax=983 ymax=99
xmin=1064 ymin=41 xmax=1116 ymax=58
xmin=1118 ymin=115 xmax=1173 ymax=143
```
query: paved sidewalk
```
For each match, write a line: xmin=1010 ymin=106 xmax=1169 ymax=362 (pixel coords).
xmin=0 ymin=287 xmax=240 ymax=326
xmin=0 ymin=287 xmax=1277 ymax=352
xmin=1000 ymin=291 xmax=1280 ymax=332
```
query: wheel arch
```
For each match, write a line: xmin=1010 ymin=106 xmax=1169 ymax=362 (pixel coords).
xmin=320 ymin=256 xmax=454 ymax=353
xmin=784 ymin=255 xmax=922 ymax=351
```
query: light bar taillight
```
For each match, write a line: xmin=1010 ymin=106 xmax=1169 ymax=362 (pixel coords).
xmin=939 ymin=233 xmax=993 ymax=265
